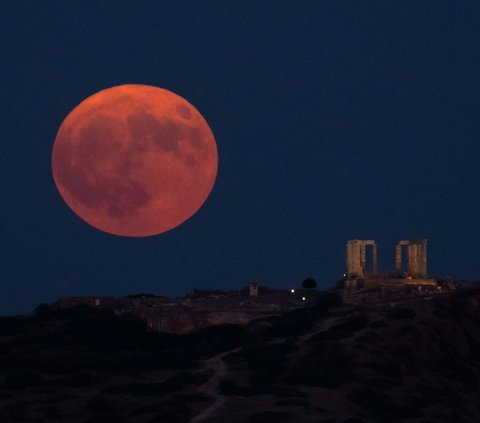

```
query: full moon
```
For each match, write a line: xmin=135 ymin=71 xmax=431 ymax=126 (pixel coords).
xmin=52 ymin=84 xmax=218 ymax=237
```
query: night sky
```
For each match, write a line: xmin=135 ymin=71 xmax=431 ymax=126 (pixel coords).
xmin=2 ymin=1 xmax=480 ymax=315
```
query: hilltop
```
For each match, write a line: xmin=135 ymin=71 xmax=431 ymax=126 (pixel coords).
xmin=50 ymin=285 xmax=325 ymax=334
xmin=0 ymin=286 xmax=479 ymax=422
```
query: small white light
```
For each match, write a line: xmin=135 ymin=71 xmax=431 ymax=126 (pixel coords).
xmin=302 ymin=297 xmax=306 ymax=301
xmin=291 ymin=289 xmax=295 ymax=293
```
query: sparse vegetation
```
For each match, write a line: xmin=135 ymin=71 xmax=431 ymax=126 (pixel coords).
xmin=248 ymin=410 xmax=293 ymax=423
xmin=370 ymin=319 xmax=385 ymax=329
xmin=0 ymin=287 xmax=480 ymax=422
xmin=268 ymin=306 xmax=325 ymax=338
xmin=5 ymin=369 xmax=42 ymax=389
xmin=86 ymin=394 xmax=114 ymax=414
xmin=103 ymin=371 xmax=210 ymax=396
xmin=275 ymin=398 xmax=309 ymax=407
xmin=347 ymin=387 xmax=400 ymax=422
xmin=387 ymin=307 xmax=416 ymax=320
xmin=315 ymin=291 xmax=342 ymax=312
xmin=310 ymin=311 xmax=368 ymax=341
xmin=33 ymin=303 xmax=54 ymax=319
xmin=242 ymin=340 xmax=296 ymax=373
xmin=286 ymin=342 xmax=354 ymax=388
xmin=302 ymin=277 xmax=317 ymax=290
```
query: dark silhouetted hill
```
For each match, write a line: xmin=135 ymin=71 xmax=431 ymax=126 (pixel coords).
xmin=0 ymin=289 xmax=480 ymax=422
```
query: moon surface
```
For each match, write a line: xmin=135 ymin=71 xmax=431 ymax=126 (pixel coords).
xmin=52 ymin=85 xmax=218 ymax=237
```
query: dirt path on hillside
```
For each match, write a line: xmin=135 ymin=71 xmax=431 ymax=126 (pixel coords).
xmin=190 ymin=348 xmax=240 ymax=423
xmin=189 ymin=312 xmax=345 ymax=422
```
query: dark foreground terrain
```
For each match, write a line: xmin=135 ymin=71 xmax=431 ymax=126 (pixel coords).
xmin=1 ymin=288 xmax=480 ymax=423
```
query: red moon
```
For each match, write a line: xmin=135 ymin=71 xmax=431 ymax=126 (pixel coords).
xmin=52 ymin=85 xmax=218 ymax=237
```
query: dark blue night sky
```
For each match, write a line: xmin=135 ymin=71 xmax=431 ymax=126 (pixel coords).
xmin=2 ymin=1 xmax=480 ymax=315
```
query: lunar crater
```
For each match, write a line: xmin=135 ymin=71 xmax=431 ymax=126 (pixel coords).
xmin=176 ymin=104 xmax=192 ymax=119
xmin=105 ymin=179 xmax=151 ymax=218
xmin=78 ymin=115 xmax=123 ymax=163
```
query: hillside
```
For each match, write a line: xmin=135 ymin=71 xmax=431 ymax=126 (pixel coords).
xmin=0 ymin=288 xmax=480 ymax=422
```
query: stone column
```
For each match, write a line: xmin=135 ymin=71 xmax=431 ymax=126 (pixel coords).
xmin=408 ymin=239 xmax=427 ymax=278
xmin=407 ymin=243 xmax=415 ymax=275
xmin=346 ymin=241 xmax=352 ymax=275
xmin=360 ymin=241 xmax=366 ymax=278
xmin=395 ymin=244 xmax=402 ymax=273
xmin=372 ymin=243 xmax=378 ymax=274
xmin=421 ymin=239 xmax=427 ymax=278
xmin=395 ymin=239 xmax=428 ymax=278
xmin=346 ymin=240 xmax=364 ymax=277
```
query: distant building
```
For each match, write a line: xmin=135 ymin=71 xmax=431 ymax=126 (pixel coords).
xmin=52 ymin=296 xmax=116 ymax=309
xmin=238 ymin=284 xmax=280 ymax=296
xmin=187 ymin=289 xmax=230 ymax=299
xmin=249 ymin=283 xmax=259 ymax=296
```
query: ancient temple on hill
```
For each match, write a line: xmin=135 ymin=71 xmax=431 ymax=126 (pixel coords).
xmin=339 ymin=239 xmax=437 ymax=290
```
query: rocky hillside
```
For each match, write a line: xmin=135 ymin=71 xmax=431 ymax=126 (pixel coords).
xmin=0 ymin=288 xmax=480 ymax=422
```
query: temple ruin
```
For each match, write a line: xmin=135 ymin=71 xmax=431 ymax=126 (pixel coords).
xmin=340 ymin=238 xmax=436 ymax=290
xmin=346 ymin=239 xmax=378 ymax=278
xmin=396 ymin=239 xmax=427 ymax=278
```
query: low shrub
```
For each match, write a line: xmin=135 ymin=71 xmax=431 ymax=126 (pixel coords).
xmin=315 ymin=292 xmax=342 ymax=312
xmin=370 ymin=320 xmax=385 ymax=329
xmin=286 ymin=342 xmax=354 ymax=388
xmin=361 ymin=360 xmax=402 ymax=381
xmin=33 ymin=304 xmax=54 ymax=320
xmin=347 ymin=387 xmax=400 ymax=422
xmin=5 ymin=369 xmax=42 ymax=389
xmin=219 ymin=378 xmax=239 ymax=395
xmin=63 ymin=369 xmax=98 ymax=387
xmin=86 ymin=395 xmax=114 ymax=414
xmin=268 ymin=307 xmax=320 ymax=338
xmin=311 ymin=313 xmax=368 ymax=341
xmin=242 ymin=341 xmax=294 ymax=372
xmin=275 ymin=398 xmax=309 ymax=407
xmin=104 ymin=372 xmax=200 ymax=396
xmin=394 ymin=325 xmax=417 ymax=336
xmin=0 ymin=317 xmax=34 ymax=337
xmin=387 ymin=307 xmax=416 ymax=320
xmin=172 ymin=392 xmax=211 ymax=403
xmin=187 ymin=324 xmax=248 ymax=357
xmin=249 ymin=410 xmax=293 ymax=423
xmin=4 ymin=400 xmax=29 ymax=420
